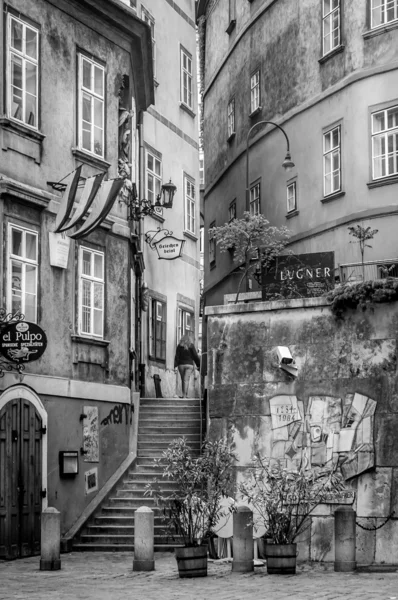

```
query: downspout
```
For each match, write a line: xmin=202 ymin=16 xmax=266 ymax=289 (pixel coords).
xmin=137 ymin=115 xmax=146 ymax=397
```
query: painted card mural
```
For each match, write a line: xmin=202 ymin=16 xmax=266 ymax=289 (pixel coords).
xmin=266 ymin=393 xmax=376 ymax=482
xmin=83 ymin=406 xmax=99 ymax=462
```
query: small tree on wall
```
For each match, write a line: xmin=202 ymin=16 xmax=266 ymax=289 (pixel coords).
xmin=348 ymin=224 xmax=378 ymax=282
xmin=209 ymin=213 xmax=290 ymax=303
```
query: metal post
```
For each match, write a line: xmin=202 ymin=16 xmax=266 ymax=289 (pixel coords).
xmin=232 ymin=505 xmax=254 ymax=572
xmin=334 ymin=506 xmax=356 ymax=572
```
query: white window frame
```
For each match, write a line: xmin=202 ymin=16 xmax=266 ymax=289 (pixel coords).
xmin=249 ymin=182 xmax=260 ymax=215
xmin=78 ymin=53 xmax=105 ymax=158
xmin=7 ymin=14 xmax=39 ymax=129
xmin=209 ymin=221 xmax=216 ymax=266
xmin=177 ymin=307 xmax=194 ymax=342
xmin=146 ymin=150 xmax=162 ymax=205
xmin=227 ymin=98 xmax=235 ymax=138
xmin=371 ymin=0 xmax=398 ymax=29
xmin=250 ymin=70 xmax=260 ymax=114
xmin=323 ymin=125 xmax=341 ymax=196
xmin=184 ymin=175 xmax=196 ymax=234
xmin=141 ymin=6 xmax=156 ymax=79
xmin=287 ymin=181 xmax=297 ymax=213
xmin=322 ymin=0 xmax=341 ymax=56
xmin=7 ymin=224 xmax=38 ymax=323
xmin=181 ymin=46 xmax=193 ymax=110
xmin=229 ymin=200 xmax=237 ymax=222
xmin=79 ymin=246 xmax=105 ymax=338
xmin=371 ymin=105 xmax=398 ymax=180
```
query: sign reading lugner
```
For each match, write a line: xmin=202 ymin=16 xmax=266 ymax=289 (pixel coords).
xmin=154 ymin=235 xmax=184 ymax=260
xmin=0 ymin=321 xmax=47 ymax=363
xmin=262 ymin=251 xmax=335 ymax=300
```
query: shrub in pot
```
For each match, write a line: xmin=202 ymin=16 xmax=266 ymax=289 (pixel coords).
xmin=145 ymin=437 xmax=236 ymax=578
xmin=239 ymin=454 xmax=347 ymax=574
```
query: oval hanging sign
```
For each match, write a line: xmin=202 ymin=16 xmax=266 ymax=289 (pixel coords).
xmin=154 ymin=235 xmax=185 ymax=260
xmin=0 ymin=321 xmax=48 ymax=363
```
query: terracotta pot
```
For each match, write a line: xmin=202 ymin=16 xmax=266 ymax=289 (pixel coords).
xmin=175 ymin=545 xmax=208 ymax=578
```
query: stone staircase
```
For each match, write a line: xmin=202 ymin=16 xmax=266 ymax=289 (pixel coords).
xmin=73 ymin=397 xmax=202 ymax=551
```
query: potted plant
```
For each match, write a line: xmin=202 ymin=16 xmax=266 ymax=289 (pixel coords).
xmin=145 ymin=437 xmax=236 ymax=578
xmin=239 ymin=453 xmax=346 ymax=574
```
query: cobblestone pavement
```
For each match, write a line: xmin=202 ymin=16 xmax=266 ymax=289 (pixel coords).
xmin=1 ymin=552 xmax=397 ymax=600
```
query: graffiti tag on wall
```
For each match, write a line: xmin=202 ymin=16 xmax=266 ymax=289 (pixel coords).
xmin=101 ymin=403 xmax=131 ymax=426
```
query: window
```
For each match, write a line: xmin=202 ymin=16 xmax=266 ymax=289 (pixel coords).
xmin=181 ymin=47 xmax=193 ymax=110
xmin=178 ymin=308 xmax=193 ymax=341
xmin=78 ymin=54 xmax=105 ymax=158
xmin=249 ymin=182 xmax=260 ymax=215
xmin=209 ymin=221 xmax=216 ymax=266
xmin=141 ymin=6 xmax=156 ymax=78
xmin=8 ymin=225 xmax=38 ymax=322
xmin=146 ymin=150 xmax=162 ymax=204
xmin=227 ymin=98 xmax=235 ymax=138
xmin=129 ymin=0 xmax=137 ymax=12
xmin=149 ymin=299 xmax=166 ymax=361
xmin=287 ymin=182 xmax=297 ymax=213
xmin=371 ymin=0 xmax=398 ymax=28
xmin=199 ymin=155 xmax=205 ymax=185
xmin=372 ymin=105 xmax=398 ymax=180
xmin=79 ymin=247 xmax=104 ymax=338
xmin=250 ymin=70 xmax=260 ymax=114
xmin=323 ymin=125 xmax=341 ymax=196
xmin=229 ymin=200 xmax=237 ymax=222
xmin=184 ymin=175 xmax=196 ymax=234
xmin=322 ymin=0 xmax=341 ymax=56
xmin=7 ymin=15 xmax=39 ymax=128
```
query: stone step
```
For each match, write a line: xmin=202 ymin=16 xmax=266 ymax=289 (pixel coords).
xmin=139 ymin=410 xmax=201 ymax=419
xmin=92 ymin=516 xmax=165 ymax=527
xmin=72 ymin=543 xmax=177 ymax=552
xmin=138 ymin=425 xmax=201 ymax=434
xmin=137 ymin=449 xmax=200 ymax=458
xmin=140 ymin=397 xmax=200 ymax=404
xmin=137 ymin=435 xmax=201 ymax=445
xmin=79 ymin=534 xmax=181 ymax=545
xmin=82 ymin=524 xmax=167 ymax=535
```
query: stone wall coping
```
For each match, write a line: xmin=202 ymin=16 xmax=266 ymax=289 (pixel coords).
xmin=205 ymin=296 xmax=330 ymax=315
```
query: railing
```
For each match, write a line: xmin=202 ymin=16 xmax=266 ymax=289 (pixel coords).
xmin=339 ymin=259 xmax=398 ymax=283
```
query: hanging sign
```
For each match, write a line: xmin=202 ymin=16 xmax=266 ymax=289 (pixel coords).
xmin=262 ymin=252 xmax=335 ymax=300
xmin=145 ymin=228 xmax=185 ymax=261
xmin=0 ymin=321 xmax=48 ymax=363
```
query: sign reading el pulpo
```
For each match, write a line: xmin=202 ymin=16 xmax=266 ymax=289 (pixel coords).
xmin=0 ymin=321 xmax=48 ymax=363
xmin=262 ymin=252 xmax=335 ymax=300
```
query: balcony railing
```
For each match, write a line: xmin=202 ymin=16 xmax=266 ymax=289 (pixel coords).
xmin=339 ymin=259 xmax=398 ymax=283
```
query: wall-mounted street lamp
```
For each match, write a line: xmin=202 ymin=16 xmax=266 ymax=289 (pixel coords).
xmin=246 ymin=120 xmax=295 ymax=211
xmin=120 ymin=179 xmax=177 ymax=221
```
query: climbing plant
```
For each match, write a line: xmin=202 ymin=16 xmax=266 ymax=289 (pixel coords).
xmin=327 ymin=278 xmax=398 ymax=318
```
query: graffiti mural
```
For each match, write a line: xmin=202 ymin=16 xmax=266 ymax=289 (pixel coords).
xmin=268 ymin=393 xmax=376 ymax=480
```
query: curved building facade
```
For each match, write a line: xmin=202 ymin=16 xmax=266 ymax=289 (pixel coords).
xmin=198 ymin=0 xmax=398 ymax=307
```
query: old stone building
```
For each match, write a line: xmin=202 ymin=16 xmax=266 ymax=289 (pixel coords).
xmin=197 ymin=0 xmax=398 ymax=307
xmin=0 ymin=0 xmax=153 ymax=558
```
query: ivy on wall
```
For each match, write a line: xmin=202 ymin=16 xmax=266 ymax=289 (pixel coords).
xmin=327 ymin=279 xmax=398 ymax=318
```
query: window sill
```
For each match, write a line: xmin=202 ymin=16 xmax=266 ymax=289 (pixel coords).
xmin=71 ymin=334 xmax=110 ymax=347
xmin=318 ymin=44 xmax=345 ymax=64
xmin=227 ymin=131 xmax=236 ymax=143
xmin=0 ymin=116 xmax=46 ymax=143
xmin=286 ymin=209 xmax=299 ymax=219
xmin=148 ymin=357 xmax=166 ymax=367
xmin=179 ymin=103 xmax=196 ymax=118
xmin=154 ymin=78 xmax=159 ymax=88
xmin=249 ymin=106 xmax=262 ymax=118
xmin=367 ymin=175 xmax=398 ymax=189
xmin=72 ymin=148 xmax=111 ymax=171
xmin=183 ymin=230 xmax=198 ymax=241
xmin=363 ymin=20 xmax=398 ymax=39
xmin=321 ymin=190 xmax=345 ymax=203
xmin=210 ymin=260 xmax=216 ymax=270
xmin=226 ymin=19 xmax=236 ymax=35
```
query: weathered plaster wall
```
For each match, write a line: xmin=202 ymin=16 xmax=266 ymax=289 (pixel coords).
xmin=206 ymin=298 xmax=398 ymax=563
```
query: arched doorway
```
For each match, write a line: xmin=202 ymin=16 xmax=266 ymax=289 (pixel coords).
xmin=0 ymin=386 xmax=47 ymax=559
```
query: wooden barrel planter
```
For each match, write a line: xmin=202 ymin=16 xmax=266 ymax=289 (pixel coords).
xmin=265 ymin=543 xmax=297 ymax=574
xmin=175 ymin=546 xmax=208 ymax=578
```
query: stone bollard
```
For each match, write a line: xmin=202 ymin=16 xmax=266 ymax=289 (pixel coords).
xmin=232 ymin=505 xmax=254 ymax=573
xmin=40 ymin=507 xmax=61 ymax=571
xmin=334 ymin=506 xmax=356 ymax=572
xmin=133 ymin=506 xmax=155 ymax=571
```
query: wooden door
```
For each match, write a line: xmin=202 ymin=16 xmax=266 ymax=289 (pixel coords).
xmin=0 ymin=398 xmax=42 ymax=559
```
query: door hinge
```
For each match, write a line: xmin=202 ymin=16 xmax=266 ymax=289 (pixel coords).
xmin=40 ymin=426 xmax=47 ymax=435
xmin=41 ymin=489 xmax=47 ymax=499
